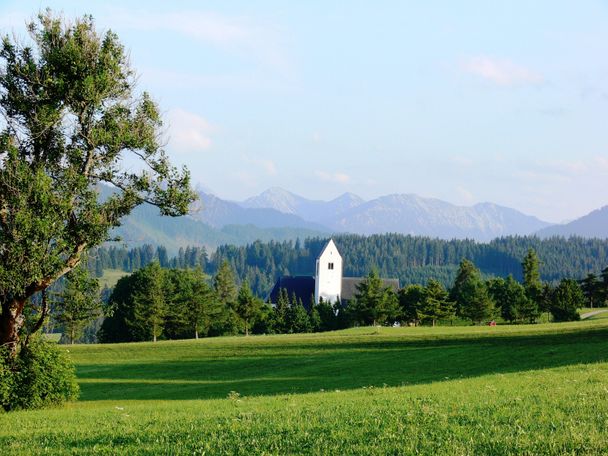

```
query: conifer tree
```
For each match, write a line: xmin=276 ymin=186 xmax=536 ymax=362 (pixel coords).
xmin=272 ymin=288 xmax=290 ymax=334
xmin=54 ymin=266 xmax=102 ymax=344
xmin=421 ymin=279 xmax=454 ymax=326
xmin=213 ymin=260 xmax=239 ymax=333
xmin=460 ymin=280 xmax=495 ymax=324
xmin=450 ymin=259 xmax=480 ymax=316
xmin=130 ymin=262 xmax=167 ymax=342
xmin=353 ymin=269 xmax=399 ymax=326
xmin=398 ymin=284 xmax=426 ymax=326
xmin=549 ymin=278 xmax=584 ymax=322
xmin=236 ymin=280 xmax=262 ymax=336
xmin=522 ymin=249 xmax=543 ymax=312
xmin=183 ymin=269 xmax=219 ymax=339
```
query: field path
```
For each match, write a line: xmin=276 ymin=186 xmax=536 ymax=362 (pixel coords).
xmin=581 ymin=309 xmax=608 ymax=320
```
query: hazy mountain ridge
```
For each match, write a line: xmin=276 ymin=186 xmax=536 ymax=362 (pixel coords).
xmin=192 ymin=190 xmax=330 ymax=232
xmin=241 ymin=188 xmax=552 ymax=241
xmin=241 ymin=187 xmax=364 ymax=223
xmin=536 ymin=206 xmax=608 ymax=239
xmin=103 ymin=185 xmax=608 ymax=250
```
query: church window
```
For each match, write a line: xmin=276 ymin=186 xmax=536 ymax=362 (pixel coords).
xmin=328 ymin=262 xmax=334 ymax=270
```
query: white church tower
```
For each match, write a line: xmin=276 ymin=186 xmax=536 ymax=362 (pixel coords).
xmin=314 ymin=239 xmax=343 ymax=304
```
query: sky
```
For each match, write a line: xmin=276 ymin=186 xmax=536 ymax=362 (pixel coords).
xmin=1 ymin=1 xmax=608 ymax=223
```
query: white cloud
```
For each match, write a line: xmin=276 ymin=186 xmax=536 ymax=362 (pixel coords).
xmin=462 ymin=56 xmax=544 ymax=87
xmin=110 ymin=9 xmax=288 ymax=72
xmin=244 ymin=156 xmax=277 ymax=176
xmin=315 ymin=170 xmax=350 ymax=184
xmin=166 ymin=109 xmax=213 ymax=153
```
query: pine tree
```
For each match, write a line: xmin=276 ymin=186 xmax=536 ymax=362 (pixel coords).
xmin=488 ymin=275 xmax=529 ymax=323
xmin=236 ymin=280 xmax=262 ymax=336
xmin=421 ymin=279 xmax=454 ymax=326
xmin=549 ymin=279 xmax=584 ymax=322
xmin=450 ymin=259 xmax=480 ymax=316
xmin=398 ymin=284 xmax=426 ymax=326
xmin=131 ymin=262 xmax=167 ymax=342
xmin=183 ymin=269 xmax=220 ymax=339
xmin=213 ymin=260 xmax=239 ymax=333
xmin=54 ymin=266 xmax=102 ymax=344
xmin=460 ymin=280 xmax=495 ymax=324
xmin=272 ymin=288 xmax=290 ymax=334
xmin=353 ymin=270 xmax=399 ymax=326
xmin=522 ymin=249 xmax=543 ymax=312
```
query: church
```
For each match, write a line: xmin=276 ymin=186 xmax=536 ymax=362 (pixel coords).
xmin=267 ymin=239 xmax=399 ymax=309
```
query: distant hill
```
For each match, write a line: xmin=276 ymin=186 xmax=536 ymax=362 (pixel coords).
xmin=536 ymin=206 xmax=608 ymax=239
xmin=241 ymin=188 xmax=551 ymax=241
xmin=191 ymin=191 xmax=330 ymax=232
xmin=112 ymin=202 xmax=328 ymax=254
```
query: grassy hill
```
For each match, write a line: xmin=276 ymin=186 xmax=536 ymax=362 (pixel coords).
xmin=2 ymin=321 xmax=608 ymax=454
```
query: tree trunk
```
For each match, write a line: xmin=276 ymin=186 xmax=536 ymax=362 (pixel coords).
xmin=195 ymin=329 xmax=199 ymax=340
xmin=245 ymin=323 xmax=249 ymax=337
xmin=153 ymin=334 xmax=157 ymax=343
xmin=0 ymin=297 xmax=27 ymax=356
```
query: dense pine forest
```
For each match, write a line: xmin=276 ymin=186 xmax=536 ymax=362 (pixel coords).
xmin=88 ymin=234 xmax=608 ymax=297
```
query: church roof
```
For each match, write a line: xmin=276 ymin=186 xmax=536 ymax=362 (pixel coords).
xmin=267 ymin=276 xmax=315 ymax=308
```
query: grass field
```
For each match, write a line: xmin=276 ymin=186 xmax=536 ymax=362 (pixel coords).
xmin=97 ymin=269 xmax=130 ymax=289
xmin=2 ymin=320 xmax=608 ymax=454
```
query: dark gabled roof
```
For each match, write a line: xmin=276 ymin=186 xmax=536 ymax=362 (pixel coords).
xmin=341 ymin=277 xmax=400 ymax=301
xmin=267 ymin=276 xmax=315 ymax=309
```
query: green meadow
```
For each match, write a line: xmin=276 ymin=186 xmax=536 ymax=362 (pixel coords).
xmin=3 ymin=320 xmax=608 ymax=455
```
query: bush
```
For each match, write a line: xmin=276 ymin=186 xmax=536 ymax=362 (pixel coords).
xmin=0 ymin=338 xmax=79 ymax=411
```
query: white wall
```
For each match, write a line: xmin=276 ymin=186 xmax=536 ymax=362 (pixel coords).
xmin=314 ymin=239 xmax=342 ymax=304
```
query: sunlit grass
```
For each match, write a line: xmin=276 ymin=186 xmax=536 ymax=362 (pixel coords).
xmin=2 ymin=319 xmax=608 ymax=455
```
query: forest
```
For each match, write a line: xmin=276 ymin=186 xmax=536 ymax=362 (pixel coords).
xmin=87 ymin=234 xmax=608 ymax=297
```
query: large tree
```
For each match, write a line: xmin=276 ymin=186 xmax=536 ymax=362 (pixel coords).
xmin=0 ymin=12 xmax=195 ymax=353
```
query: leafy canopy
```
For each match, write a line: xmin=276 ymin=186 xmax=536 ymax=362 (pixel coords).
xmin=0 ymin=11 xmax=195 ymax=348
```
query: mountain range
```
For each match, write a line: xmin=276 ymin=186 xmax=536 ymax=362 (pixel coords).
xmin=239 ymin=187 xmax=551 ymax=241
xmin=107 ymin=185 xmax=608 ymax=251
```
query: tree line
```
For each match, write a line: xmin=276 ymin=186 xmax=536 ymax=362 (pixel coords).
xmin=86 ymin=235 xmax=608 ymax=299
xmin=88 ymin=248 xmax=608 ymax=343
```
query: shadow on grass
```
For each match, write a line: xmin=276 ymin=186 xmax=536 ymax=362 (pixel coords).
xmin=77 ymin=327 xmax=608 ymax=401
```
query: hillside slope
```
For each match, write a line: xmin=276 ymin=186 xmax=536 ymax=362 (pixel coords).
xmin=536 ymin=205 xmax=608 ymax=239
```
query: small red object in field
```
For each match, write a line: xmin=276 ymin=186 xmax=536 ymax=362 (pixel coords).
xmin=488 ymin=321 xmax=496 ymax=326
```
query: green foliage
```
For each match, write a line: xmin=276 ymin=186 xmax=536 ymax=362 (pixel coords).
xmin=460 ymin=281 xmax=495 ymax=324
xmin=351 ymin=270 xmax=399 ymax=326
xmin=580 ymin=273 xmax=602 ymax=308
xmin=130 ymin=262 xmax=167 ymax=342
xmin=398 ymin=284 xmax=426 ymax=325
xmin=420 ymin=279 xmax=454 ymax=326
xmin=549 ymin=279 xmax=585 ymax=322
xmin=0 ymin=11 xmax=194 ymax=352
xmin=53 ymin=266 xmax=101 ymax=344
xmin=522 ymin=248 xmax=543 ymax=311
xmin=236 ymin=280 xmax=263 ymax=336
xmin=487 ymin=275 xmax=529 ymax=323
xmin=0 ymin=338 xmax=78 ymax=411
xmin=450 ymin=259 xmax=495 ymax=323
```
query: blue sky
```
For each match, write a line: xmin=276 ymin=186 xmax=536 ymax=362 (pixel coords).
xmin=2 ymin=1 xmax=608 ymax=222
